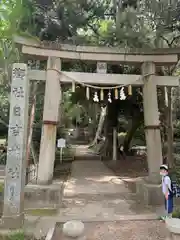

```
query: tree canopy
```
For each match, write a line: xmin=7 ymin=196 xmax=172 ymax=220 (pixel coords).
xmin=1 ymin=0 xmax=180 ymax=158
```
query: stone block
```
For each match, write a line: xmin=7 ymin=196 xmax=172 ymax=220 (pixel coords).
xmin=25 ymin=182 xmax=64 ymax=208
xmin=166 ymin=218 xmax=180 ymax=240
xmin=0 ymin=213 xmax=24 ymax=229
xmin=63 ymin=237 xmax=86 ymax=240
xmin=136 ymin=178 xmax=163 ymax=205
xmin=62 ymin=221 xmax=85 ymax=238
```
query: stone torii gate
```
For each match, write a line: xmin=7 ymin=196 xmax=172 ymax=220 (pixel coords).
xmin=2 ymin=35 xmax=180 ymax=227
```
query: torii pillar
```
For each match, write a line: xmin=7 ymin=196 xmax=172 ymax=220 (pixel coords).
xmin=136 ymin=61 xmax=163 ymax=205
xmin=142 ymin=62 xmax=163 ymax=182
xmin=37 ymin=57 xmax=61 ymax=184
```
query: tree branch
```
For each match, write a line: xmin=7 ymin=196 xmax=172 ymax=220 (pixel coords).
xmin=170 ymin=35 xmax=180 ymax=46
xmin=160 ymin=35 xmax=171 ymax=47
xmin=160 ymin=34 xmax=180 ymax=48
xmin=0 ymin=118 xmax=8 ymax=128
xmin=87 ymin=23 xmax=100 ymax=37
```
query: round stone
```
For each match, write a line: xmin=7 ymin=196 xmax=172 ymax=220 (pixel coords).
xmin=62 ymin=220 xmax=84 ymax=238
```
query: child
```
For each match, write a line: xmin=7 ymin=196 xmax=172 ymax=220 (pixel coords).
xmin=160 ymin=164 xmax=174 ymax=220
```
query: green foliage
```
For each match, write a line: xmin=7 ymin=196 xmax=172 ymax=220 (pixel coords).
xmin=133 ymin=123 xmax=145 ymax=144
xmin=0 ymin=182 xmax=4 ymax=193
xmin=0 ymin=0 xmax=25 ymax=39
xmin=1 ymin=0 xmax=180 ymax=156
xmin=6 ymin=231 xmax=24 ymax=240
xmin=63 ymin=89 xmax=89 ymax=127
xmin=170 ymin=154 xmax=180 ymax=184
xmin=0 ymin=152 xmax=6 ymax=165
xmin=172 ymin=208 xmax=180 ymax=218
xmin=174 ymin=121 xmax=180 ymax=139
xmin=0 ymin=0 xmax=30 ymax=133
xmin=25 ymin=208 xmax=57 ymax=216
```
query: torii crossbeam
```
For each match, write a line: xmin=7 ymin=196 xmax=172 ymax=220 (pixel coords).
xmin=28 ymin=70 xmax=179 ymax=86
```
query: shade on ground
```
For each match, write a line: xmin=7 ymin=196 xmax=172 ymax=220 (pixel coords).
xmin=58 ymin=160 xmax=158 ymax=221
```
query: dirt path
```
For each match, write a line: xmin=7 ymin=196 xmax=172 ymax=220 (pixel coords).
xmin=58 ymin=160 xmax=158 ymax=221
xmin=56 ymin=220 xmax=168 ymax=240
xmin=28 ymin=158 xmax=167 ymax=239
xmin=56 ymin=159 xmax=168 ymax=239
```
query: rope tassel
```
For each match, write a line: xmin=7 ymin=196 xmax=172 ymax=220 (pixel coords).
xmin=72 ymin=81 xmax=75 ymax=92
xmin=86 ymin=87 xmax=90 ymax=100
xmin=108 ymin=91 xmax=112 ymax=103
xmin=128 ymin=85 xmax=132 ymax=95
xmin=114 ymin=88 xmax=118 ymax=99
xmin=93 ymin=91 xmax=99 ymax=102
xmin=100 ymin=89 xmax=104 ymax=101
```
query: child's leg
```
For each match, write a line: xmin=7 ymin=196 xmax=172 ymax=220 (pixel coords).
xmin=164 ymin=198 xmax=167 ymax=210
xmin=164 ymin=197 xmax=167 ymax=214
xmin=160 ymin=198 xmax=167 ymax=220
xmin=167 ymin=197 xmax=173 ymax=217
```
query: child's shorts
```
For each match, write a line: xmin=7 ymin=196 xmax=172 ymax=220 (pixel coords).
xmin=165 ymin=196 xmax=173 ymax=214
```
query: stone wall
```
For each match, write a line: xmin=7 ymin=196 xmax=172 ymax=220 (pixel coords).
xmin=25 ymin=182 xmax=64 ymax=209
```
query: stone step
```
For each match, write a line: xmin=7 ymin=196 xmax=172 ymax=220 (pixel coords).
xmin=62 ymin=192 xmax=136 ymax=201
xmin=74 ymin=155 xmax=101 ymax=161
xmin=61 ymin=197 xmax=136 ymax=209
xmin=24 ymin=181 xmax=64 ymax=209
xmin=58 ymin=197 xmax=155 ymax=221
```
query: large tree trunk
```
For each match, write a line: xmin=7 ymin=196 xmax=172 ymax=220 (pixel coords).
xmin=88 ymin=103 xmax=100 ymax=141
xmin=104 ymin=101 xmax=118 ymax=159
xmin=124 ymin=115 xmax=143 ymax=153
xmin=89 ymin=106 xmax=107 ymax=147
xmin=158 ymin=87 xmax=167 ymax=158
xmin=105 ymin=125 xmax=113 ymax=159
xmin=112 ymin=127 xmax=117 ymax=160
xmin=30 ymin=141 xmax=38 ymax=164
xmin=93 ymin=103 xmax=100 ymax=134
xmin=26 ymin=82 xmax=38 ymax=166
xmin=166 ymin=87 xmax=174 ymax=168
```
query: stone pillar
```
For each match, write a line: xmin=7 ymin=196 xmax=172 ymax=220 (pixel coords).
xmin=2 ymin=64 xmax=29 ymax=229
xmin=37 ymin=57 xmax=61 ymax=185
xmin=142 ymin=62 xmax=162 ymax=183
xmin=136 ymin=62 xmax=163 ymax=205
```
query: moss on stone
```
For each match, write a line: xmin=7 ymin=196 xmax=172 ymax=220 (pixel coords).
xmin=0 ymin=231 xmax=24 ymax=240
xmin=0 ymin=182 xmax=4 ymax=193
xmin=25 ymin=208 xmax=58 ymax=216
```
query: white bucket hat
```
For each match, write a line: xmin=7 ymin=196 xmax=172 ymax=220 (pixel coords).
xmin=160 ymin=164 xmax=168 ymax=171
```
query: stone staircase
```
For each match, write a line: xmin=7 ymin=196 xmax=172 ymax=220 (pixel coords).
xmin=72 ymin=145 xmax=101 ymax=161
xmin=56 ymin=160 xmax=157 ymax=223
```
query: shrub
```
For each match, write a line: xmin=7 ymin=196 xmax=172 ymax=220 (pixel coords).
xmin=6 ymin=231 xmax=24 ymax=240
xmin=172 ymin=208 xmax=180 ymax=218
xmin=171 ymin=154 xmax=180 ymax=184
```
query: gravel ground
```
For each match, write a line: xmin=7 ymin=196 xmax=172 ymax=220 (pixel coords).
xmin=57 ymin=220 xmax=169 ymax=240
